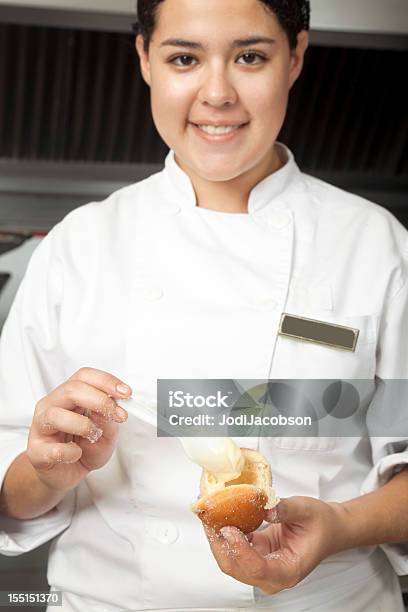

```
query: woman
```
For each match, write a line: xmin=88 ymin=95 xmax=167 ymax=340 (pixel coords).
xmin=0 ymin=0 xmax=408 ymax=610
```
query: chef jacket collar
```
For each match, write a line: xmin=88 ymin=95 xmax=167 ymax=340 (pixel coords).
xmin=163 ymin=142 xmax=303 ymax=214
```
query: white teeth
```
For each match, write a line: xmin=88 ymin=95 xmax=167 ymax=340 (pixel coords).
xmin=197 ymin=124 xmax=241 ymax=135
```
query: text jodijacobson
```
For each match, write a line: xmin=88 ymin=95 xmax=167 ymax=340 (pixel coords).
xmin=168 ymin=413 xmax=313 ymax=427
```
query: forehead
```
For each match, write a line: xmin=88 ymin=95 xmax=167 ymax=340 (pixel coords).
xmin=153 ymin=0 xmax=280 ymax=37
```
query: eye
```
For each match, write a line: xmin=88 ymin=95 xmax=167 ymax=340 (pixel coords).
xmin=168 ymin=51 xmax=267 ymax=68
xmin=169 ymin=55 xmax=197 ymax=67
xmin=237 ymin=52 xmax=266 ymax=65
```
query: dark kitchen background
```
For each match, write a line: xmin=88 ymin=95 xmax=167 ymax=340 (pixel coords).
xmin=0 ymin=2 xmax=407 ymax=610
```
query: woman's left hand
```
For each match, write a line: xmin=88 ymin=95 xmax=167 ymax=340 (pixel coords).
xmin=203 ymin=496 xmax=345 ymax=595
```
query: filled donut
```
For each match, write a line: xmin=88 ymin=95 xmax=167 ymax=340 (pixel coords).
xmin=191 ymin=447 xmax=279 ymax=533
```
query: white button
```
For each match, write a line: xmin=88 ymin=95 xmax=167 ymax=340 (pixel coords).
xmin=143 ymin=287 xmax=164 ymax=301
xmin=146 ymin=519 xmax=179 ymax=544
xmin=155 ymin=523 xmax=179 ymax=544
xmin=269 ymin=210 xmax=291 ymax=229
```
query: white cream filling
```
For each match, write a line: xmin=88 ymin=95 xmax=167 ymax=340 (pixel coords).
xmin=179 ymin=437 xmax=244 ymax=479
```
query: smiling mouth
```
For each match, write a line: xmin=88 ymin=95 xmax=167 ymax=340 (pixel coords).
xmin=191 ymin=123 xmax=249 ymax=135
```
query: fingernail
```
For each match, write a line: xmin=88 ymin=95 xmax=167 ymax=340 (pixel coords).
xmin=204 ymin=526 xmax=220 ymax=543
xmin=220 ymin=528 xmax=237 ymax=546
xmin=115 ymin=406 xmax=128 ymax=422
xmin=267 ymin=508 xmax=281 ymax=523
xmin=116 ymin=384 xmax=131 ymax=396
xmin=87 ymin=426 xmax=103 ymax=444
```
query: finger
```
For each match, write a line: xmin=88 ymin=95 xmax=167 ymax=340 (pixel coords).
xmin=265 ymin=497 xmax=313 ymax=525
xmin=85 ymin=410 xmax=118 ymax=442
xmin=221 ymin=528 xmax=300 ymax=594
xmin=203 ymin=525 xmax=236 ymax=576
xmin=35 ymin=406 xmax=104 ymax=442
xmin=247 ymin=527 xmax=277 ymax=556
xmin=28 ymin=440 xmax=83 ymax=470
xmin=262 ymin=549 xmax=302 ymax=592
xmin=220 ymin=527 xmax=267 ymax=581
xmin=69 ymin=367 xmax=132 ymax=400
xmin=68 ymin=407 xmax=118 ymax=446
xmin=37 ymin=380 xmax=128 ymax=424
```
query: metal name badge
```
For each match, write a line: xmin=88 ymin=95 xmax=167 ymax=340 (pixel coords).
xmin=278 ymin=313 xmax=360 ymax=352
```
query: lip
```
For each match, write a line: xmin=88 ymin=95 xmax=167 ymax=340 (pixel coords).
xmin=192 ymin=121 xmax=248 ymax=127
xmin=189 ymin=122 xmax=249 ymax=143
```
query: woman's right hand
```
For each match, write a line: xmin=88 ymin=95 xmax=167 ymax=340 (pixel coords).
xmin=27 ymin=367 xmax=132 ymax=493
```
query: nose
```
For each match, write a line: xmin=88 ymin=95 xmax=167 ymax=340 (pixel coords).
xmin=197 ymin=64 xmax=237 ymax=107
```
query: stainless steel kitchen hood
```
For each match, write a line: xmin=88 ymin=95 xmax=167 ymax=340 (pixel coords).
xmin=1 ymin=0 xmax=408 ymax=33
xmin=0 ymin=0 xmax=407 ymax=46
xmin=0 ymin=0 xmax=406 ymax=234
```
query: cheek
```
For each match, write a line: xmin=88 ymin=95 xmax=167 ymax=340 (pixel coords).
xmin=245 ymin=86 xmax=288 ymax=130
xmin=151 ymin=77 xmax=193 ymax=124
xmin=150 ymin=62 xmax=193 ymax=97
xmin=239 ymin=69 xmax=290 ymax=122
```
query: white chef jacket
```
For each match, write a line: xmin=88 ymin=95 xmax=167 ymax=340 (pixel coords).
xmin=0 ymin=143 xmax=408 ymax=612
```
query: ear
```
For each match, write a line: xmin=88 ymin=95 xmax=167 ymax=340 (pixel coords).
xmin=288 ymin=31 xmax=309 ymax=89
xmin=135 ymin=34 xmax=152 ymax=87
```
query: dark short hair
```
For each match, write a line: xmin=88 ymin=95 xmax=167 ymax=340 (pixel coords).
xmin=133 ymin=0 xmax=311 ymax=52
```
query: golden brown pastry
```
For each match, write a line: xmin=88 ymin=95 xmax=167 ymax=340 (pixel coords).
xmin=191 ymin=447 xmax=278 ymax=533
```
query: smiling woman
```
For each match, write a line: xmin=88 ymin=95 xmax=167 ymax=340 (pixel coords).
xmin=134 ymin=0 xmax=309 ymax=212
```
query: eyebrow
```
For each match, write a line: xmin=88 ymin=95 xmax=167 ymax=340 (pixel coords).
xmin=159 ymin=37 xmax=276 ymax=50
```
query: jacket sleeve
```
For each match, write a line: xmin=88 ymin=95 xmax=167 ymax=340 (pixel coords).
xmin=360 ymin=237 xmax=408 ymax=575
xmin=0 ymin=225 xmax=76 ymax=556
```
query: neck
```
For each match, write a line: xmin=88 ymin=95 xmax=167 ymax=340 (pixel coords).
xmin=176 ymin=146 xmax=284 ymax=214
